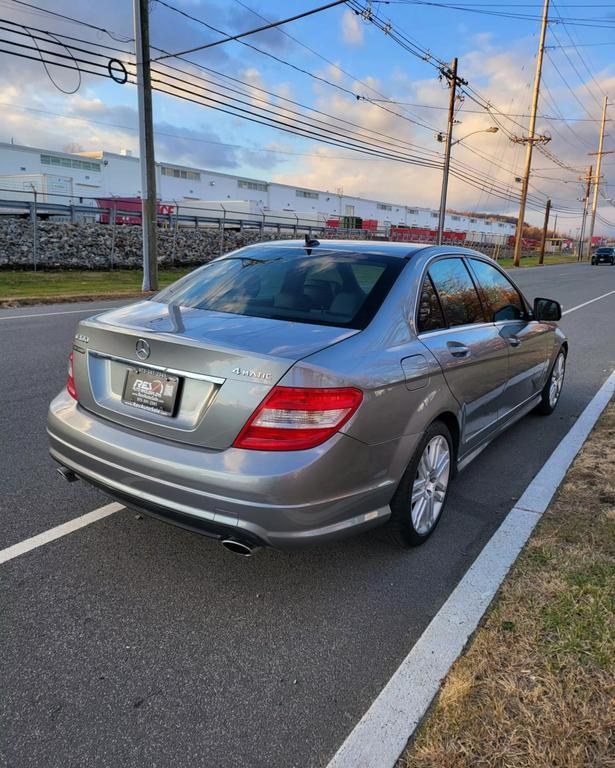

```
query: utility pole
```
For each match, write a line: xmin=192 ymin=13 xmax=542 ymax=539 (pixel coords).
xmin=538 ymin=198 xmax=550 ymax=265
xmin=512 ymin=0 xmax=549 ymax=267
xmin=134 ymin=0 xmax=158 ymax=291
xmin=577 ymin=165 xmax=592 ymax=261
xmin=587 ymin=96 xmax=611 ymax=259
xmin=437 ymin=57 xmax=458 ymax=246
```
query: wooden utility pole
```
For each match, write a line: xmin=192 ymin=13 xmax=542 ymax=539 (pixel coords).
xmin=134 ymin=0 xmax=158 ymax=291
xmin=587 ymin=96 xmax=610 ymax=258
xmin=436 ymin=57 xmax=458 ymax=246
xmin=577 ymin=166 xmax=592 ymax=261
xmin=512 ymin=0 xmax=549 ymax=267
xmin=538 ymin=198 xmax=551 ymax=265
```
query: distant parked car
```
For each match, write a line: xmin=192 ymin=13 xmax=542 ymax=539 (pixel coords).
xmin=48 ymin=241 xmax=567 ymax=555
xmin=591 ymin=247 xmax=615 ymax=265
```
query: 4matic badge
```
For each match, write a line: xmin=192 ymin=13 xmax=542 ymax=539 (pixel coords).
xmin=232 ymin=367 xmax=272 ymax=380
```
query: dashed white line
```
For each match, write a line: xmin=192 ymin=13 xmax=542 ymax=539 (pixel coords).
xmin=562 ymin=289 xmax=615 ymax=316
xmin=0 ymin=502 xmax=124 ymax=565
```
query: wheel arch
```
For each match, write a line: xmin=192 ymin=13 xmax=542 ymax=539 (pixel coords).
xmin=432 ymin=410 xmax=460 ymax=466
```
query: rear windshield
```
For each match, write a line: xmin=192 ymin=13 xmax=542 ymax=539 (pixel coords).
xmin=155 ymin=247 xmax=405 ymax=329
xmin=596 ymin=248 xmax=614 ymax=254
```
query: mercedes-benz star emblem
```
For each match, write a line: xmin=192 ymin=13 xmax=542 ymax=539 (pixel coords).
xmin=135 ymin=338 xmax=151 ymax=361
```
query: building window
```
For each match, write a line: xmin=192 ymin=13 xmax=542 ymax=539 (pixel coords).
xmin=470 ymin=218 xmax=477 ymax=223
xmin=296 ymin=189 xmax=319 ymax=199
xmin=451 ymin=215 xmax=460 ymax=221
xmin=430 ymin=212 xmax=438 ymax=218
xmin=40 ymin=154 xmax=100 ymax=172
xmin=406 ymin=208 xmax=418 ymax=215
xmin=377 ymin=203 xmax=392 ymax=211
xmin=238 ymin=179 xmax=268 ymax=192
xmin=161 ymin=166 xmax=201 ymax=181
xmin=484 ymin=221 xmax=492 ymax=226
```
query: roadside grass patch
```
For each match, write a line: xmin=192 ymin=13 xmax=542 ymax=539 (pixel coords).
xmin=496 ymin=253 xmax=579 ymax=268
xmin=399 ymin=402 xmax=615 ymax=768
xmin=0 ymin=269 xmax=192 ymax=302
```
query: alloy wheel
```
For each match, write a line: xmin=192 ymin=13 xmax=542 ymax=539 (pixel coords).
xmin=549 ymin=353 xmax=565 ymax=408
xmin=410 ymin=435 xmax=451 ymax=535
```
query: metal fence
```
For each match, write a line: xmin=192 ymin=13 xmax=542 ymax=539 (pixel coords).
xmin=0 ymin=192 xmax=527 ymax=270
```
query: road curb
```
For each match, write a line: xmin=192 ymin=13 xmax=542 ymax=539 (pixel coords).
xmin=0 ymin=291 xmax=152 ymax=308
xmin=327 ymin=368 xmax=615 ymax=768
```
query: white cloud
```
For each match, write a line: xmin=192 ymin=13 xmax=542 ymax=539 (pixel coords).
xmin=341 ymin=9 xmax=364 ymax=46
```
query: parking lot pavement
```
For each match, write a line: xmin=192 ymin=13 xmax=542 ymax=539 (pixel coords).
xmin=1 ymin=262 xmax=615 ymax=768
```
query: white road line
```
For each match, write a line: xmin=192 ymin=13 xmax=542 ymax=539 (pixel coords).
xmin=562 ymin=289 xmax=615 ymax=316
xmin=327 ymin=368 xmax=615 ymax=768
xmin=0 ymin=502 xmax=124 ymax=565
xmin=0 ymin=306 xmax=114 ymax=321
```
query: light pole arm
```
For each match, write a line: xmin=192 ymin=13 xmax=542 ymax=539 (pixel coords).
xmin=450 ymin=128 xmax=498 ymax=147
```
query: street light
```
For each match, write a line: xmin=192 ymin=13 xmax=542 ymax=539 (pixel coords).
xmin=450 ymin=126 xmax=498 ymax=147
xmin=436 ymin=126 xmax=499 ymax=245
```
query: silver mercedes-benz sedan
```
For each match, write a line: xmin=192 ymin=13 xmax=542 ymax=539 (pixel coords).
xmin=48 ymin=240 xmax=567 ymax=555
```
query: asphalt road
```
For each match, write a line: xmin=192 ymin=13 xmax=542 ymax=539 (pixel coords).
xmin=1 ymin=263 xmax=615 ymax=768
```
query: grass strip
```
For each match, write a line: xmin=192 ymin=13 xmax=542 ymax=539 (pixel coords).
xmin=0 ymin=269 xmax=192 ymax=304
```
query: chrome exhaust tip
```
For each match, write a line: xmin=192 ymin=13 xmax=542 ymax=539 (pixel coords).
xmin=56 ymin=466 xmax=79 ymax=483
xmin=221 ymin=538 xmax=258 ymax=557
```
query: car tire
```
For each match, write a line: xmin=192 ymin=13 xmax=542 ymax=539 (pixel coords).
xmin=385 ymin=420 xmax=454 ymax=547
xmin=535 ymin=349 xmax=566 ymax=416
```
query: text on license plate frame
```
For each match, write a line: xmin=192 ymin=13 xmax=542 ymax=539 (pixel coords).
xmin=122 ymin=367 xmax=180 ymax=416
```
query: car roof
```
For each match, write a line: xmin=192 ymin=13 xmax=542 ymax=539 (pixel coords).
xmin=237 ymin=239 xmax=491 ymax=260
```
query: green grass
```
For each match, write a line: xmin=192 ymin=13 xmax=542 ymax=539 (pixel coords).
xmin=0 ymin=269 xmax=192 ymax=301
xmin=496 ymin=253 xmax=580 ymax=268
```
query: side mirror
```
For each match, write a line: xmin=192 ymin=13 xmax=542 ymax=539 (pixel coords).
xmin=534 ymin=297 xmax=562 ymax=322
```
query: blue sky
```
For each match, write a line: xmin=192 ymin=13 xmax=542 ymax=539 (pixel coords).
xmin=1 ymin=0 xmax=614 ymax=232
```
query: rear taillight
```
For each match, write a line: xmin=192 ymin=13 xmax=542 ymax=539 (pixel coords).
xmin=233 ymin=386 xmax=363 ymax=451
xmin=67 ymin=350 xmax=78 ymax=401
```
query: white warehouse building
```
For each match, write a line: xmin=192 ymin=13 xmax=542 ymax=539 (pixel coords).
xmin=0 ymin=140 xmax=515 ymax=237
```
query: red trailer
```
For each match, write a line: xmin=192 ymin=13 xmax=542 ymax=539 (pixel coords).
xmin=96 ymin=197 xmax=175 ymax=224
xmin=361 ymin=219 xmax=378 ymax=231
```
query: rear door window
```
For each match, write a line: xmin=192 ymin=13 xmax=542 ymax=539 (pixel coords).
xmin=417 ymin=275 xmax=446 ymax=333
xmin=468 ymin=258 xmax=526 ymax=322
xmin=428 ymin=258 xmax=485 ymax=327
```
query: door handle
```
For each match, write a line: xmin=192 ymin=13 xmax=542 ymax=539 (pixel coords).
xmin=446 ymin=341 xmax=470 ymax=357
xmin=508 ymin=335 xmax=521 ymax=347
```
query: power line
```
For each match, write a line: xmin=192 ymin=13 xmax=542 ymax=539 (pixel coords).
xmin=0 ymin=102 xmax=410 ymax=163
xmin=230 ymin=0 xmax=439 ymax=131
xmin=369 ymin=99 xmax=613 ymax=122
xmin=386 ymin=1 xmax=615 ymax=28
xmin=1 ymin=19 xmax=443 ymax=163
xmin=150 ymin=59 xmax=443 ymax=159
xmin=7 ymin=0 xmax=133 ymax=41
xmin=153 ymin=0 xmax=348 ymax=62
xmin=151 ymin=0 xmax=439 ymax=132
xmin=551 ymin=0 xmax=610 ymax=103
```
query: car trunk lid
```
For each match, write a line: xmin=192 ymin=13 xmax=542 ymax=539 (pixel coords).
xmin=72 ymin=300 xmax=357 ymax=449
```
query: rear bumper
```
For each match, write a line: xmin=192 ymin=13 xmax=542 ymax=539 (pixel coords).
xmin=48 ymin=391 xmax=419 ymax=548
